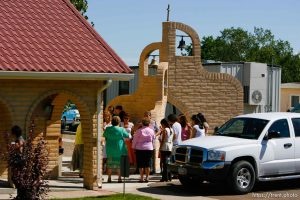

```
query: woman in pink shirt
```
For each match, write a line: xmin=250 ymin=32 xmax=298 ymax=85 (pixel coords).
xmin=132 ymin=118 xmax=155 ymax=183
xmin=179 ymin=114 xmax=192 ymax=141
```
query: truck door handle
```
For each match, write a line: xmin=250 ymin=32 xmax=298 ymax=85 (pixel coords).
xmin=284 ymin=143 xmax=292 ymax=148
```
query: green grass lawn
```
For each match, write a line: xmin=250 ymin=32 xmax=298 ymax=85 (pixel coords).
xmin=55 ymin=193 xmax=159 ymax=200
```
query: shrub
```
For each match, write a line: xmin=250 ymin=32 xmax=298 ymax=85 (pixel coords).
xmin=2 ymin=121 xmax=49 ymax=200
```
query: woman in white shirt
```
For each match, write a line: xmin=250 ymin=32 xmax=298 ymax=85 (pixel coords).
xmin=159 ymin=119 xmax=174 ymax=182
xmin=191 ymin=114 xmax=205 ymax=138
xmin=120 ymin=113 xmax=134 ymax=138
xmin=197 ymin=113 xmax=209 ymax=134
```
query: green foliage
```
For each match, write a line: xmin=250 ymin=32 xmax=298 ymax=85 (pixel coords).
xmin=70 ymin=0 xmax=94 ymax=26
xmin=70 ymin=0 xmax=88 ymax=16
xmin=186 ymin=27 xmax=300 ymax=83
xmin=63 ymin=100 xmax=76 ymax=113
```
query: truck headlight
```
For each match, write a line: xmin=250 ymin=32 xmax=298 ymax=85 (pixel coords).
xmin=207 ymin=150 xmax=225 ymax=161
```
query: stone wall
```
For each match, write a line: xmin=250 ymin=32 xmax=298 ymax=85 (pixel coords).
xmin=0 ymin=98 xmax=12 ymax=180
xmin=107 ymin=21 xmax=243 ymax=172
xmin=109 ymin=21 xmax=243 ymax=131
xmin=162 ymin=22 xmax=243 ymax=129
xmin=0 ymin=79 xmax=102 ymax=189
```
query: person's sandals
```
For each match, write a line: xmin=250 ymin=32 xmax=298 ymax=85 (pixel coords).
xmin=144 ymin=179 xmax=149 ymax=183
xmin=118 ymin=179 xmax=123 ymax=183
xmin=138 ymin=179 xmax=143 ymax=183
xmin=107 ymin=177 xmax=112 ymax=183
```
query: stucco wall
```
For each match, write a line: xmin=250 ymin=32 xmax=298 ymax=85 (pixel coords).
xmin=281 ymin=87 xmax=300 ymax=111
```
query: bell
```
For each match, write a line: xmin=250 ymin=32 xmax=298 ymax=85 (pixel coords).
xmin=149 ymin=57 xmax=159 ymax=68
xmin=177 ymin=36 xmax=186 ymax=51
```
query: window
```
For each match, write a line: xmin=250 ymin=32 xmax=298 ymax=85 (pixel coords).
xmin=216 ymin=118 xmax=269 ymax=139
xmin=291 ymin=95 xmax=300 ymax=107
xmin=268 ymin=119 xmax=290 ymax=138
xmin=119 ymin=81 xmax=129 ymax=95
xmin=292 ymin=118 xmax=300 ymax=137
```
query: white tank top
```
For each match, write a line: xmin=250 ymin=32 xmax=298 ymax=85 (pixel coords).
xmin=160 ymin=128 xmax=174 ymax=151
xmin=193 ymin=125 xmax=205 ymax=137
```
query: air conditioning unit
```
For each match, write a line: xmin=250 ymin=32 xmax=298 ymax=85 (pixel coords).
xmin=244 ymin=63 xmax=267 ymax=105
xmin=249 ymin=89 xmax=264 ymax=105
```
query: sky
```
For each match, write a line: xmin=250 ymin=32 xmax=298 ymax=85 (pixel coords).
xmin=86 ymin=0 xmax=300 ymax=66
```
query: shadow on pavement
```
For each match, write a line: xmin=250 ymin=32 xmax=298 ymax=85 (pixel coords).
xmin=138 ymin=179 xmax=300 ymax=198
xmin=253 ymin=179 xmax=300 ymax=192
xmin=138 ymin=181 xmax=232 ymax=197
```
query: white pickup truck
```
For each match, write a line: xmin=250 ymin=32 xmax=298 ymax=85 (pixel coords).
xmin=168 ymin=112 xmax=300 ymax=194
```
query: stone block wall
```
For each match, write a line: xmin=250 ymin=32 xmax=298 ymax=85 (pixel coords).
xmin=109 ymin=21 xmax=243 ymax=133
xmin=162 ymin=22 xmax=243 ymax=129
xmin=0 ymin=79 xmax=102 ymax=189
xmin=107 ymin=22 xmax=243 ymax=172
xmin=0 ymin=99 xmax=12 ymax=180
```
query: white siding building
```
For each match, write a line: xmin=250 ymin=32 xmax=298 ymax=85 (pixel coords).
xmin=105 ymin=62 xmax=281 ymax=115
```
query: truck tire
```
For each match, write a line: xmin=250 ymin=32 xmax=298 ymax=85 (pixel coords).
xmin=179 ymin=175 xmax=203 ymax=188
xmin=227 ymin=160 xmax=255 ymax=194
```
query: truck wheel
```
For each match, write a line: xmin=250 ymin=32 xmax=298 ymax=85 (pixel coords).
xmin=227 ymin=161 xmax=255 ymax=194
xmin=179 ymin=175 xmax=203 ymax=188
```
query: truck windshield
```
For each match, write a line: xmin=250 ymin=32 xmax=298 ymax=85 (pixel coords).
xmin=215 ymin=117 xmax=269 ymax=139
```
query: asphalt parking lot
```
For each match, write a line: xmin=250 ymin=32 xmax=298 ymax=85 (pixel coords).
xmin=102 ymin=174 xmax=300 ymax=200
xmin=151 ymin=179 xmax=300 ymax=200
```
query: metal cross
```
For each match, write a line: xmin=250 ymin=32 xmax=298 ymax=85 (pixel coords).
xmin=167 ymin=4 xmax=170 ymax=21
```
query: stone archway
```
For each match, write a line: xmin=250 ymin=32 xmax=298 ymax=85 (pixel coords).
xmin=106 ymin=21 xmax=243 ymax=173
xmin=162 ymin=22 xmax=243 ymax=129
xmin=108 ymin=21 xmax=243 ymax=130
xmin=25 ymin=89 xmax=94 ymax=188
xmin=0 ymin=96 xmax=13 ymax=182
xmin=108 ymin=42 xmax=165 ymax=123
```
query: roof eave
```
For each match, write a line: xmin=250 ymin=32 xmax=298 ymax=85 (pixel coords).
xmin=0 ymin=71 xmax=134 ymax=81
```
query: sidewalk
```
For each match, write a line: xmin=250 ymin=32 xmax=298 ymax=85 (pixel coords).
xmin=0 ymin=174 xmax=217 ymax=200
xmin=0 ymin=178 xmax=114 ymax=200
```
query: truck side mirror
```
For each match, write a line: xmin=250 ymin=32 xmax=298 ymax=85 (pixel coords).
xmin=267 ymin=131 xmax=280 ymax=139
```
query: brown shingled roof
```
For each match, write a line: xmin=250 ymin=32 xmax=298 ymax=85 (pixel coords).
xmin=0 ymin=0 xmax=132 ymax=74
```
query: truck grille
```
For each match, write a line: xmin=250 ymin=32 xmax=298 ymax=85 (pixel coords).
xmin=175 ymin=146 xmax=203 ymax=165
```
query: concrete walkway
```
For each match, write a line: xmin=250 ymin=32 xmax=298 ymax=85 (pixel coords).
xmin=101 ymin=175 xmax=216 ymax=200
xmin=0 ymin=174 xmax=218 ymax=200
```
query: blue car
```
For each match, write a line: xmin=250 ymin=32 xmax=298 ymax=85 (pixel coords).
xmin=289 ymin=104 xmax=300 ymax=113
xmin=61 ymin=108 xmax=80 ymax=126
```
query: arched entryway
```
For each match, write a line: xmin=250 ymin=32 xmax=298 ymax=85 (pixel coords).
xmin=0 ymin=97 xmax=13 ymax=184
xmin=25 ymin=90 xmax=93 ymax=187
xmin=165 ymin=102 xmax=182 ymax=118
xmin=60 ymin=101 xmax=81 ymax=178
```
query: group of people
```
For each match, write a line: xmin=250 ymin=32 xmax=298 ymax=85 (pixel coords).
xmin=102 ymin=106 xmax=158 ymax=183
xmin=102 ymin=105 xmax=209 ymax=183
xmin=7 ymin=108 xmax=209 ymax=185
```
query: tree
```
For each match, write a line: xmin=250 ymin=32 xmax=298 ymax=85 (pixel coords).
xmin=70 ymin=0 xmax=94 ymax=26
xmin=187 ymin=27 xmax=300 ymax=83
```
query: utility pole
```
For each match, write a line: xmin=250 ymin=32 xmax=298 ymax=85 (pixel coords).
xmin=167 ymin=4 xmax=170 ymax=21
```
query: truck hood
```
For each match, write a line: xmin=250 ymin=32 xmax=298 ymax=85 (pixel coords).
xmin=180 ymin=136 xmax=257 ymax=150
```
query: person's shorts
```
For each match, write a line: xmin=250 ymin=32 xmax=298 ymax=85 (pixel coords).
xmin=136 ymin=150 xmax=152 ymax=168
